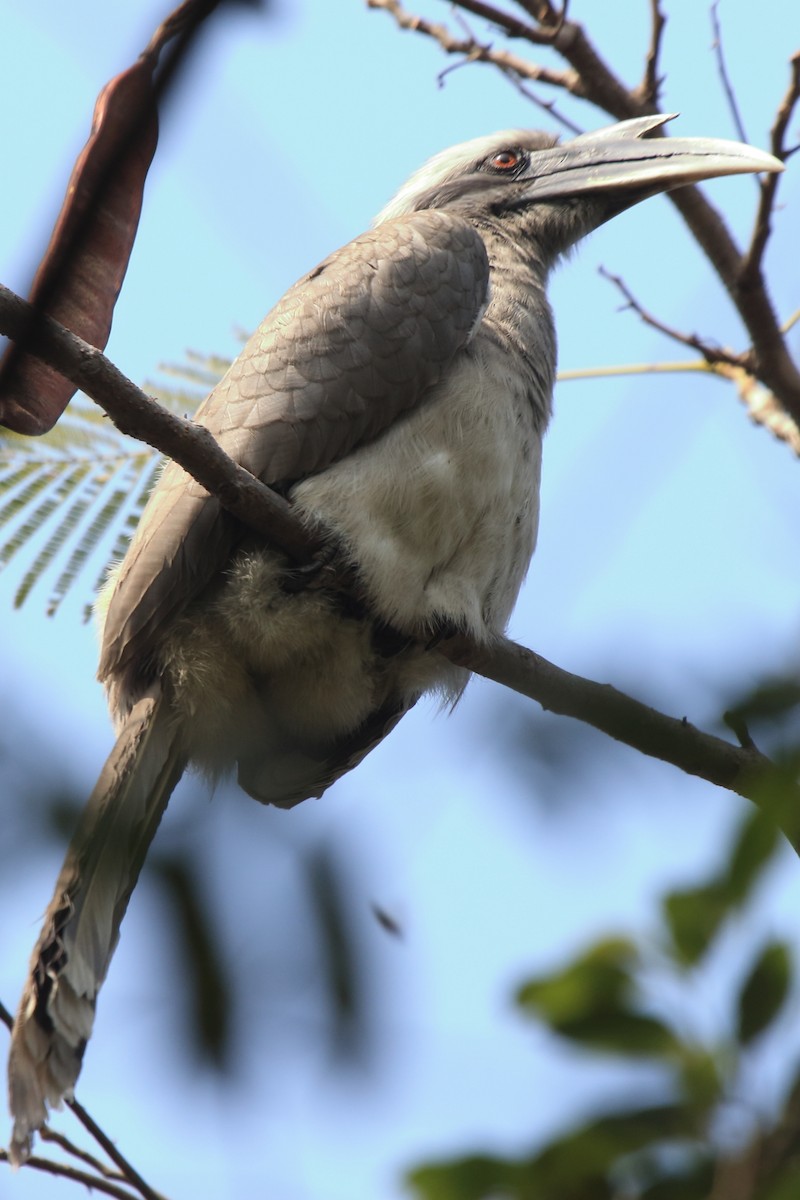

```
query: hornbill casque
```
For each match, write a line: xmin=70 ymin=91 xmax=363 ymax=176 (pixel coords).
xmin=7 ymin=114 xmax=782 ymax=1161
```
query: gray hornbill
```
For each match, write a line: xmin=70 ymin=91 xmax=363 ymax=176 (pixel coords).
xmin=8 ymin=114 xmax=781 ymax=1160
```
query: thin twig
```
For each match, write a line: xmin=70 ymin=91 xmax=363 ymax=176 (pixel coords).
xmin=66 ymin=1096 xmax=168 ymax=1200
xmin=723 ymin=710 xmax=757 ymax=751
xmin=40 ymin=1125 xmax=128 ymax=1181
xmin=782 ymin=307 xmax=800 ymax=334
xmin=505 ymin=71 xmax=583 ymax=133
xmin=436 ymin=0 xmax=555 ymax=45
xmin=366 ymin=0 xmax=580 ymax=93
xmin=710 ymin=1 xmax=749 ymax=146
xmin=500 ymin=0 xmax=646 ymax=116
xmin=637 ymin=0 xmax=666 ymax=107
xmin=741 ymin=50 xmax=800 ymax=285
xmin=595 ymin=267 xmax=800 ymax=452
xmin=143 ymin=0 xmax=221 ymax=59
xmin=445 ymin=3 xmax=581 ymax=130
xmin=598 ymin=266 xmax=747 ymax=369
xmin=558 ymin=356 xmax=800 ymax=455
xmin=0 ymin=1150 xmax=146 ymax=1200
xmin=558 ymin=359 xmax=712 ymax=382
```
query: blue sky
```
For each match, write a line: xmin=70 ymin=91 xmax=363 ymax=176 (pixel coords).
xmin=1 ymin=1 xmax=799 ymax=1197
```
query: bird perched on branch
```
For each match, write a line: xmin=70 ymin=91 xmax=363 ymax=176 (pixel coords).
xmin=7 ymin=114 xmax=781 ymax=1161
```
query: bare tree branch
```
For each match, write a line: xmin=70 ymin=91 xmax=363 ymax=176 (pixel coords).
xmin=0 ymin=283 xmax=795 ymax=844
xmin=443 ymin=631 xmax=800 ymax=845
xmin=514 ymin=1 xmax=569 ymax=37
xmin=366 ymin=0 xmax=577 ymax=94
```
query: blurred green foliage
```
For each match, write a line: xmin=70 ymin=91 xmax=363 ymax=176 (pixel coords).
xmin=663 ymin=809 xmax=780 ymax=966
xmin=408 ymin=806 xmax=800 ymax=1200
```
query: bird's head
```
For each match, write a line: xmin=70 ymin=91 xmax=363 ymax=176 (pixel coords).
xmin=377 ymin=115 xmax=783 ymax=263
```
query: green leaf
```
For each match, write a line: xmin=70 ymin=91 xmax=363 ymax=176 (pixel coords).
xmin=153 ymin=853 xmax=232 ymax=1069
xmin=305 ymin=844 xmax=371 ymax=1064
xmin=760 ymin=1166 xmax=800 ymax=1200
xmin=517 ymin=937 xmax=638 ymax=1023
xmin=663 ymin=809 xmax=781 ymax=966
xmin=408 ymin=1107 xmax=703 ymax=1199
xmin=678 ymin=1048 xmax=723 ymax=1115
xmin=13 ymin=462 xmax=95 ymax=607
xmin=534 ymin=1105 xmax=697 ymax=1181
xmin=726 ymin=678 xmax=800 ymax=725
xmin=638 ymin=1157 xmax=714 ymax=1200
xmin=745 ymin=761 xmax=800 ymax=850
xmin=408 ymin=1155 xmax=522 ymax=1200
xmin=0 ymin=460 xmax=66 ymax=541
xmin=77 ymin=463 xmax=162 ymax=621
xmin=725 ymin=809 xmax=781 ymax=905
xmin=547 ymin=1010 xmax=681 ymax=1058
xmin=517 ymin=939 xmax=680 ymax=1058
xmin=662 ymin=883 xmax=730 ymax=966
xmin=736 ymin=940 xmax=792 ymax=1045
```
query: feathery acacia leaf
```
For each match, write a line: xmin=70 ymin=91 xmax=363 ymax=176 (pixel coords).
xmin=80 ymin=462 xmax=163 ymax=622
xmin=13 ymin=462 xmax=96 ymax=608
xmin=0 ymin=349 xmax=229 ymax=614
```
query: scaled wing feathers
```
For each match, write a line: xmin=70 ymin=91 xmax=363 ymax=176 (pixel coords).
xmin=100 ymin=210 xmax=490 ymax=685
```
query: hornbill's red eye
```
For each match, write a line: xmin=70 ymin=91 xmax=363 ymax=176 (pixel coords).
xmin=490 ymin=150 xmax=521 ymax=170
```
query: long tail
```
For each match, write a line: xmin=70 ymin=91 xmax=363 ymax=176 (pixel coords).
xmin=7 ymin=685 xmax=186 ymax=1165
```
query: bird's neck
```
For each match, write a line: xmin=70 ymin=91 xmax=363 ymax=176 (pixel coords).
xmin=472 ymin=217 xmax=557 ymax=428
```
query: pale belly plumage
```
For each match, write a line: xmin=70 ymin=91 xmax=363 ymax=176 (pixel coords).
xmin=153 ymin=337 xmax=544 ymax=804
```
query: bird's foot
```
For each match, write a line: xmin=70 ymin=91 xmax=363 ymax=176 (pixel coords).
xmin=424 ymin=614 xmax=462 ymax=650
xmin=371 ymin=620 xmax=414 ymax=658
xmin=280 ymin=538 xmax=347 ymax=595
xmin=280 ymin=556 xmax=325 ymax=594
xmin=371 ymin=613 xmax=462 ymax=658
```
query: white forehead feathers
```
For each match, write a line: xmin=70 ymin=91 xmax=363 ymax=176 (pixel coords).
xmin=375 ymin=130 xmax=534 ymax=225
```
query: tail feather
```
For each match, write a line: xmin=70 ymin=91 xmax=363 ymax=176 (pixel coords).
xmin=7 ymin=686 xmax=186 ymax=1165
